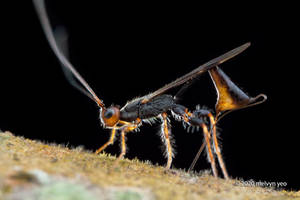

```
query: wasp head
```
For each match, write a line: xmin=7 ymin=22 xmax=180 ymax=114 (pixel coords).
xmin=100 ymin=106 xmax=120 ymax=128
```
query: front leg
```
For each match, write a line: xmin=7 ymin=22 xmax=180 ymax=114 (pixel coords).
xmin=113 ymin=129 xmax=127 ymax=168
xmin=95 ymin=126 xmax=117 ymax=154
xmin=113 ymin=121 xmax=140 ymax=167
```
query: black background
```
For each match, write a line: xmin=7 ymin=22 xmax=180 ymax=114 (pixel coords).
xmin=1 ymin=1 xmax=299 ymax=190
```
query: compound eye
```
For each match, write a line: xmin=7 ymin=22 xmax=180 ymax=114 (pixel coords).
xmin=104 ymin=109 xmax=114 ymax=119
xmin=102 ymin=107 xmax=120 ymax=127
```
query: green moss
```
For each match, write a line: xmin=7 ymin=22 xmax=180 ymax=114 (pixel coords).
xmin=113 ymin=191 xmax=142 ymax=200
xmin=33 ymin=182 xmax=98 ymax=200
xmin=0 ymin=131 xmax=299 ymax=200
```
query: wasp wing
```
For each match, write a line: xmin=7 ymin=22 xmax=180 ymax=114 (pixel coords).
xmin=144 ymin=42 xmax=251 ymax=101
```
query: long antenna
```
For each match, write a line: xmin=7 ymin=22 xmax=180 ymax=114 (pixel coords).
xmin=32 ymin=0 xmax=105 ymax=108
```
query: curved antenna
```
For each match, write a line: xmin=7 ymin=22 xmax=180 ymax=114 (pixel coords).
xmin=32 ymin=0 xmax=105 ymax=108
xmin=54 ymin=26 xmax=96 ymax=101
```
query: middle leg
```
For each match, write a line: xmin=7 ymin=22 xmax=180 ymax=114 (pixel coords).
xmin=161 ymin=112 xmax=174 ymax=169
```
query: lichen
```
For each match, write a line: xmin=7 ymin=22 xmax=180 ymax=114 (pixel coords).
xmin=0 ymin=131 xmax=299 ymax=200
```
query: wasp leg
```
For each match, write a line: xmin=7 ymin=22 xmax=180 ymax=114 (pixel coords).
xmin=113 ymin=122 xmax=141 ymax=167
xmin=112 ymin=129 xmax=127 ymax=168
xmin=95 ymin=120 xmax=139 ymax=155
xmin=161 ymin=112 xmax=174 ymax=169
xmin=118 ymin=130 xmax=126 ymax=159
xmin=201 ymin=122 xmax=218 ymax=178
xmin=190 ymin=115 xmax=218 ymax=178
xmin=95 ymin=126 xmax=117 ymax=154
xmin=193 ymin=109 xmax=229 ymax=179
xmin=212 ymin=122 xmax=229 ymax=179
xmin=172 ymin=104 xmax=218 ymax=177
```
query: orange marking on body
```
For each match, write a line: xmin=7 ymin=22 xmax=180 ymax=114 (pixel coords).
xmin=141 ymin=99 xmax=149 ymax=104
xmin=183 ymin=109 xmax=193 ymax=122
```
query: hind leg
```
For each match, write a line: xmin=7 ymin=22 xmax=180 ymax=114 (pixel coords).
xmin=194 ymin=109 xmax=229 ymax=179
xmin=172 ymin=104 xmax=218 ymax=177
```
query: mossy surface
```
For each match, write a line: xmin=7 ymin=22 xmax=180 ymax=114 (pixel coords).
xmin=0 ymin=131 xmax=299 ymax=200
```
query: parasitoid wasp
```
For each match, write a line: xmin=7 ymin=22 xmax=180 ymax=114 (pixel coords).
xmin=33 ymin=0 xmax=267 ymax=179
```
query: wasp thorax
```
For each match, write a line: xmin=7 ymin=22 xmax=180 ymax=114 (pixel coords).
xmin=101 ymin=106 xmax=120 ymax=127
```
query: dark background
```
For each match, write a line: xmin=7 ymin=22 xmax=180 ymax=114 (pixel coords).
xmin=1 ymin=1 xmax=299 ymax=190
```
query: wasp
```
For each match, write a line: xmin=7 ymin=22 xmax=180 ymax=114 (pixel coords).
xmin=33 ymin=0 xmax=267 ymax=179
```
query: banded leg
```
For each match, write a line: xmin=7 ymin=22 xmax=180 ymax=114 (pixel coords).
xmin=95 ymin=126 xmax=117 ymax=154
xmin=161 ymin=112 xmax=174 ymax=169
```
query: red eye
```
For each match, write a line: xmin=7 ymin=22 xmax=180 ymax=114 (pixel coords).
xmin=102 ymin=107 xmax=120 ymax=127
